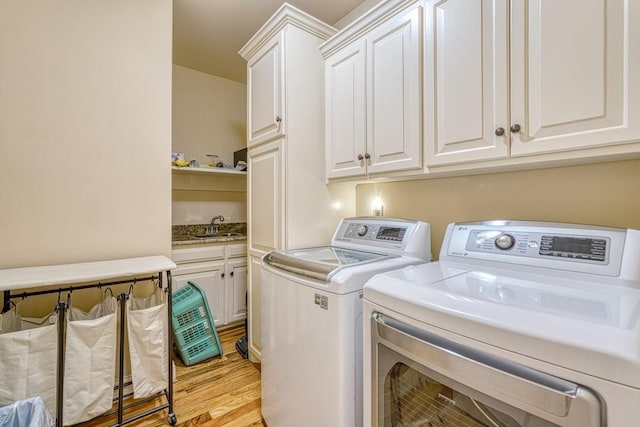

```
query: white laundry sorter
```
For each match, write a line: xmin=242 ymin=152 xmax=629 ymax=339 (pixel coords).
xmin=0 ymin=256 xmax=177 ymax=427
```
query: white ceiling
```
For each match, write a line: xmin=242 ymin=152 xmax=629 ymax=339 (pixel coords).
xmin=172 ymin=0 xmax=370 ymax=84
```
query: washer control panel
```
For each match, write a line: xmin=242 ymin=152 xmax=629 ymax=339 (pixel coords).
xmin=442 ymin=221 xmax=629 ymax=277
xmin=341 ymin=222 xmax=407 ymax=242
xmin=465 ymin=229 xmax=608 ymax=262
xmin=332 ymin=217 xmax=432 ymax=261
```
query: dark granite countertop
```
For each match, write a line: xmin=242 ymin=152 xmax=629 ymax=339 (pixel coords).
xmin=172 ymin=223 xmax=247 ymax=246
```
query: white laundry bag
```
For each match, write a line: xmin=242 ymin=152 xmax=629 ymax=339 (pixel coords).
xmin=0 ymin=306 xmax=58 ymax=417
xmin=63 ymin=294 xmax=117 ymax=425
xmin=127 ymin=287 xmax=168 ymax=398
xmin=0 ymin=303 xmax=21 ymax=334
xmin=20 ymin=312 xmax=57 ymax=331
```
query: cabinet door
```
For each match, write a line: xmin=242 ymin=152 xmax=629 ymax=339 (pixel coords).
xmin=366 ymin=4 xmax=423 ymax=174
xmin=510 ymin=0 xmax=640 ymax=156
xmin=226 ymin=258 xmax=247 ymax=324
xmin=247 ymin=33 xmax=284 ymax=147
xmin=325 ymin=40 xmax=367 ymax=179
xmin=247 ymin=253 xmax=264 ymax=362
xmin=248 ymin=139 xmax=284 ymax=254
xmin=424 ymin=0 xmax=509 ymax=166
xmin=173 ymin=261 xmax=225 ymax=326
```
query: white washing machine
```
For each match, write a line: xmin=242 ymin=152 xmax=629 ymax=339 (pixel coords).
xmin=364 ymin=220 xmax=640 ymax=427
xmin=260 ymin=217 xmax=432 ymax=427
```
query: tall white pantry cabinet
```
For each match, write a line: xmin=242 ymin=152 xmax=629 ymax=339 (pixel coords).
xmin=239 ymin=4 xmax=353 ymax=362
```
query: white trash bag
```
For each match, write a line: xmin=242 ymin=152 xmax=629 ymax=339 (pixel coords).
xmin=127 ymin=287 xmax=168 ymax=398
xmin=0 ymin=305 xmax=58 ymax=417
xmin=63 ymin=294 xmax=118 ymax=425
xmin=0 ymin=396 xmax=54 ymax=427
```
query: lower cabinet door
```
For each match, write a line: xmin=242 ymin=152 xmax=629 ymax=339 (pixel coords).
xmin=248 ymin=253 xmax=264 ymax=362
xmin=227 ymin=258 xmax=248 ymax=323
xmin=173 ymin=261 xmax=225 ymax=326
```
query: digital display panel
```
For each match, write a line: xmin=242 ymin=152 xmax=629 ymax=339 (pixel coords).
xmin=539 ymin=236 xmax=607 ymax=261
xmin=549 ymin=237 xmax=599 ymax=254
xmin=377 ymin=227 xmax=405 ymax=241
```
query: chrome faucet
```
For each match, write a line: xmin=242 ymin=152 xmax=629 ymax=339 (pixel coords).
xmin=208 ymin=215 xmax=224 ymax=235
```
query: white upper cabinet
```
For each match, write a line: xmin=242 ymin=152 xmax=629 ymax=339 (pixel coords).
xmin=323 ymin=0 xmax=423 ymax=179
xmin=325 ymin=40 xmax=366 ymax=178
xmin=425 ymin=0 xmax=640 ymax=167
xmin=424 ymin=0 xmax=508 ymax=165
xmin=510 ymin=0 xmax=640 ymax=156
xmin=246 ymin=34 xmax=284 ymax=147
xmin=367 ymin=6 xmax=422 ymax=174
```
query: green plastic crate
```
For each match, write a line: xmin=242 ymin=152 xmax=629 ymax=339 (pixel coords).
xmin=176 ymin=334 xmax=223 ymax=366
xmin=172 ymin=282 xmax=208 ymax=328
xmin=171 ymin=281 xmax=222 ymax=365
xmin=174 ymin=316 xmax=214 ymax=348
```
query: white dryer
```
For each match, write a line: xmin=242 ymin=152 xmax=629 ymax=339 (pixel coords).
xmin=261 ymin=217 xmax=431 ymax=427
xmin=364 ymin=220 xmax=640 ymax=427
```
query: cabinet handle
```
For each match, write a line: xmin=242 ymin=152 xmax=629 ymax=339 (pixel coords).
xmin=364 ymin=153 xmax=371 ymax=160
xmin=276 ymin=116 xmax=282 ymax=123
xmin=510 ymin=124 xmax=521 ymax=133
xmin=230 ymin=271 xmax=234 ymax=277
xmin=357 ymin=154 xmax=364 ymax=161
xmin=495 ymin=127 xmax=505 ymax=136
xmin=221 ymin=273 xmax=225 ymax=278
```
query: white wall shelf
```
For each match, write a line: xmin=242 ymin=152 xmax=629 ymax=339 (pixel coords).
xmin=172 ymin=166 xmax=247 ymax=192
xmin=171 ymin=166 xmax=247 ymax=175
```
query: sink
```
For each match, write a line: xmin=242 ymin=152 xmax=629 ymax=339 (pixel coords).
xmin=190 ymin=232 xmax=243 ymax=239
xmin=215 ymin=232 xmax=243 ymax=238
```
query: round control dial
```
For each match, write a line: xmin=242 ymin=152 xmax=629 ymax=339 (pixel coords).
xmin=356 ymin=225 xmax=368 ymax=236
xmin=494 ymin=233 xmax=516 ymax=250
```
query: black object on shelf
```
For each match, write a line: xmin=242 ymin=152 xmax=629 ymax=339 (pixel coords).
xmin=234 ymin=148 xmax=247 ymax=170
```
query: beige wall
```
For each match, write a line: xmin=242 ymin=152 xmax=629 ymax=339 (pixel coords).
xmin=172 ymin=189 xmax=247 ymax=225
xmin=0 ymin=1 xmax=173 ymax=268
xmin=172 ymin=64 xmax=247 ymax=167
xmin=356 ymin=159 xmax=640 ymax=259
xmin=171 ymin=65 xmax=248 ymax=225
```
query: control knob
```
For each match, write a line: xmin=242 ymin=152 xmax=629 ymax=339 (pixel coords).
xmin=357 ymin=225 xmax=368 ymax=236
xmin=494 ymin=233 xmax=515 ymax=250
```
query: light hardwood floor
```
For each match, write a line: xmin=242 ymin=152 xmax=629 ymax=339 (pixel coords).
xmin=80 ymin=325 xmax=265 ymax=427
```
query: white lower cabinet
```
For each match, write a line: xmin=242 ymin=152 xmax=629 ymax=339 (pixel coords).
xmin=227 ymin=258 xmax=248 ymax=323
xmin=172 ymin=243 xmax=247 ymax=328
xmin=247 ymin=253 xmax=264 ymax=363
xmin=173 ymin=260 xmax=225 ymax=325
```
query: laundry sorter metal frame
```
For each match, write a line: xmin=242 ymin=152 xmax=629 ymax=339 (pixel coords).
xmin=0 ymin=255 xmax=177 ymax=426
